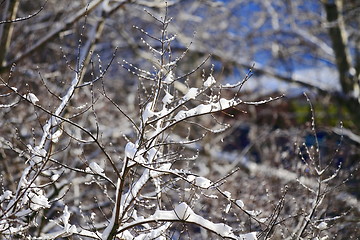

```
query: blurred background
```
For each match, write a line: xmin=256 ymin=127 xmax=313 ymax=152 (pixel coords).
xmin=1 ymin=0 xmax=360 ymax=127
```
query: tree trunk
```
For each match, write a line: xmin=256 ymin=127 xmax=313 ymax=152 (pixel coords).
xmin=0 ymin=0 xmax=20 ymax=67
xmin=322 ymin=0 xmax=360 ymax=127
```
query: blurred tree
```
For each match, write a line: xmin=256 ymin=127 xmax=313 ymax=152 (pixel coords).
xmin=1 ymin=0 xmax=360 ymax=130
xmin=164 ymin=0 xmax=360 ymax=128
xmin=1 ymin=0 xmax=359 ymax=94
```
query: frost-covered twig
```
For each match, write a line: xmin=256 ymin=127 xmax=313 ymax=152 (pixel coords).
xmin=100 ymin=7 xmax=280 ymax=240
xmin=292 ymin=94 xmax=346 ymax=239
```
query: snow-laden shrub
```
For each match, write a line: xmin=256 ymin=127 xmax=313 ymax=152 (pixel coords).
xmin=0 ymin=4 xmax=352 ymax=240
xmin=0 ymin=7 xmax=279 ymax=240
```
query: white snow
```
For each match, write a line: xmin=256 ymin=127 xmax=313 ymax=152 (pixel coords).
xmin=194 ymin=176 xmax=212 ymax=188
xmin=240 ymin=232 xmax=258 ymax=240
xmin=62 ymin=205 xmax=78 ymax=234
xmin=125 ymin=142 xmax=137 ymax=159
xmin=26 ymin=187 xmax=51 ymax=210
xmin=102 ymin=182 xmax=119 ymax=239
xmin=173 ymin=98 xmax=241 ymax=122
xmin=218 ymin=98 xmax=236 ymax=109
xmin=149 ymin=163 xmax=171 ymax=178
xmin=183 ymin=88 xmax=198 ymax=100
xmin=204 ymin=75 xmax=216 ymax=87
xmin=88 ymin=162 xmax=105 ymax=175
xmin=174 ymin=202 xmax=192 ymax=219
xmin=51 ymin=174 xmax=60 ymax=181
xmin=174 ymin=110 xmax=188 ymax=121
xmin=50 ymin=116 xmax=60 ymax=126
xmin=15 ymin=209 xmax=32 ymax=218
xmin=147 ymin=148 xmax=158 ymax=162
xmin=317 ymin=222 xmax=328 ymax=230
xmin=259 ymin=218 xmax=268 ymax=223
xmin=51 ymin=129 xmax=63 ymax=143
xmin=236 ymin=199 xmax=244 ymax=208
xmin=163 ymin=71 xmax=174 ymax=84
xmin=162 ymin=90 xmax=174 ymax=105
xmin=28 ymin=145 xmax=47 ymax=157
xmin=187 ymin=175 xmax=212 ymax=188
xmin=196 ymin=103 xmax=213 ymax=113
xmin=134 ymin=223 xmax=170 ymax=240
xmin=142 ymin=102 xmax=156 ymax=123
xmin=225 ymin=203 xmax=231 ymax=213
xmin=0 ymin=190 xmax=12 ymax=201
xmin=117 ymin=202 xmax=240 ymax=239
xmin=38 ymin=72 xmax=80 ymax=148
xmin=187 ymin=175 xmax=196 ymax=182
xmin=245 ymin=210 xmax=261 ymax=217
xmin=106 ymin=201 xmax=258 ymax=240
xmin=23 ymin=93 xmax=39 ymax=104
xmin=116 ymin=230 xmax=134 ymax=240
xmin=27 ymin=145 xmax=47 ymax=165
xmin=121 ymin=169 xmax=151 ymax=215
xmin=223 ymin=191 xmax=231 ymax=199
xmin=62 ymin=205 xmax=71 ymax=228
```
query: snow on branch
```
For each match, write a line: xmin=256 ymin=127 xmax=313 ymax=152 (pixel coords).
xmin=115 ymin=202 xmax=258 ymax=240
